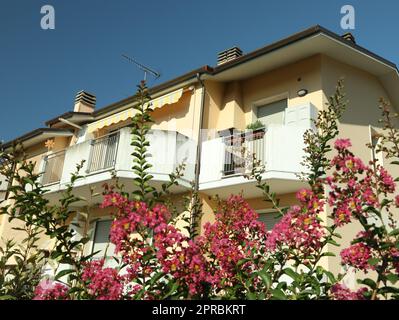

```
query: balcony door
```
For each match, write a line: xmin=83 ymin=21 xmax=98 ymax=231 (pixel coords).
xmin=256 ymin=99 xmax=287 ymax=128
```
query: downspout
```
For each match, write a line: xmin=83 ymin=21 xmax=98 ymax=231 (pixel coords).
xmin=194 ymin=73 xmax=206 ymax=192
xmin=190 ymin=73 xmax=206 ymax=234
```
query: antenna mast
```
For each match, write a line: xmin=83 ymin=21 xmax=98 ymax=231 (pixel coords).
xmin=122 ymin=54 xmax=160 ymax=81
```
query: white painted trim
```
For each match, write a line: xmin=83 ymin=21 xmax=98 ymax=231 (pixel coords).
xmin=321 ymin=33 xmax=397 ymax=72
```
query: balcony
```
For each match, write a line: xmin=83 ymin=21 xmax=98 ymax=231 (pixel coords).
xmin=41 ymin=150 xmax=66 ymax=185
xmin=199 ymin=124 xmax=310 ymax=198
xmin=41 ymin=127 xmax=196 ymax=205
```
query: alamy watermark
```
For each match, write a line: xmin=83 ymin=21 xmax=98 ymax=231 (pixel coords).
xmin=40 ymin=5 xmax=55 ymax=30
xmin=340 ymin=4 xmax=355 ymax=30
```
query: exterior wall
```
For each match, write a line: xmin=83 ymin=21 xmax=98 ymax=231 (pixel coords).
xmin=202 ymin=55 xmax=324 ymax=139
xmin=0 ymin=136 xmax=70 ymax=249
xmin=152 ymin=89 xmax=203 ymax=141
xmin=320 ymin=54 xmax=399 ymax=285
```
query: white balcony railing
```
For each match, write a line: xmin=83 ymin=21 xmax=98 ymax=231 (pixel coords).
xmin=41 ymin=150 xmax=66 ymax=185
xmin=200 ymin=124 xmax=310 ymax=186
xmin=222 ymin=128 xmax=265 ymax=176
xmin=87 ymin=132 xmax=120 ymax=173
xmin=41 ymin=127 xmax=196 ymax=190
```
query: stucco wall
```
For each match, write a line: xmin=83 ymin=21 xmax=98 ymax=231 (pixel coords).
xmin=321 ymin=54 xmax=399 ymax=282
xmin=202 ymin=55 xmax=324 ymax=138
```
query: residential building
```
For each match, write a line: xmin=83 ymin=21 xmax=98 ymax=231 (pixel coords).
xmin=1 ymin=25 xmax=398 ymax=288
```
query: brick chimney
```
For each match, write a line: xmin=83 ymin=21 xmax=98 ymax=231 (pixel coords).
xmin=74 ymin=91 xmax=96 ymax=113
xmin=217 ymin=46 xmax=243 ymax=66
xmin=342 ymin=32 xmax=356 ymax=44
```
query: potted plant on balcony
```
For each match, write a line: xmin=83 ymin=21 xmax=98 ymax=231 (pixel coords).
xmin=245 ymin=120 xmax=265 ymax=141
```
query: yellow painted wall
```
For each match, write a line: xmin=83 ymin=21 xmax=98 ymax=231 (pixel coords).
xmin=202 ymin=55 xmax=324 ymax=138
xmin=0 ymin=136 xmax=70 ymax=249
xmin=320 ymin=54 xmax=399 ymax=283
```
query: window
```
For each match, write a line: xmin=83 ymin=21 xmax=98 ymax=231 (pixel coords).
xmin=257 ymin=211 xmax=282 ymax=230
xmin=92 ymin=219 xmax=116 ymax=264
xmin=256 ymin=99 xmax=287 ymax=127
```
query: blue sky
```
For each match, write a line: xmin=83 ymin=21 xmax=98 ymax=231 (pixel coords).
xmin=1 ymin=0 xmax=398 ymax=142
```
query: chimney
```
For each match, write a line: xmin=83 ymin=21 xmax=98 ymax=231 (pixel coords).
xmin=217 ymin=46 xmax=243 ymax=66
xmin=342 ymin=32 xmax=356 ymax=44
xmin=73 ymin=90 xmax=96 ymax=113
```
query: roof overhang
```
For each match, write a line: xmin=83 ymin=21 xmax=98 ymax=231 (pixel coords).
xmin=205 ymin=27 xmax=399 ymax=107
xmin=46 ymin=112 xmax=94 ymax=127
xmin=1 ymin=128 xmax=74 ymax=151
xmin=83 ymin=26 xmax=399 ymax=120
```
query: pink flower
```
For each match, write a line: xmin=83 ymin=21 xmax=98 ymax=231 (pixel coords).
xmin=196 ymin=195 xmax=268 ymax=291
xmin=331 ymin=284 xmax=367 ymax=300
xmin=334 ymin=139 xmax=352 ymax=150
xmin=340 ymin=243 xmax=374 ymax=271
xmin=33 ymin=280 xmax=69 ymax=300
xmin=266 ymin=204 xmax=325 ymax=257
xmin=377 ymin=167 xmax=395 ymax=194
xmin=100 ymin=192 xmax=129 ymax=210
xmin=395 ymin=195 xmax=399 ymax=208
xmin=333 ymin=205 xmax=352 ymax=226
xmin=81 ymin=259 xmax=124 ymax=300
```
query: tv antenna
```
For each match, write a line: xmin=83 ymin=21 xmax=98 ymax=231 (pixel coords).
xmin=122 ymin=54 xmax=161 ymax=81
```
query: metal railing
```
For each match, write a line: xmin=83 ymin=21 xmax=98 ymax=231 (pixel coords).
xmin=87 ymin=132 xmax=120 ymax=173
xmin=42 ymin=150 xmax=66 ymax=185
xmin=222 ymin=128 xmax=265 ymax=176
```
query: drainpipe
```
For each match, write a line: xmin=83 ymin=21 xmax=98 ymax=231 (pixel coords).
xmin=190 ymin=73 xmax=206 ymax=234
xmin=194 ymin=73 xmax=206 ymax=191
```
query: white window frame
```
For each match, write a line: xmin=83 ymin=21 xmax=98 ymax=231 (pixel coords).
xmin=250 ymin=92 xmax=289 ymax=124
xmin=87 ymin=216 xmax=114 ymax=257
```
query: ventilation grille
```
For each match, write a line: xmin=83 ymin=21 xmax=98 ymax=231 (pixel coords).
xmin=217 ymin=46 xmax=243 ymax=66
xmin=75 ymin=90 xmax=96 ymax=108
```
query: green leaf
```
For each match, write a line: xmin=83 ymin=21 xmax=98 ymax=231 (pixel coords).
xmin=271 ymin=289 xmax=286 ymax=300
xmin=284 ymin=268 xmax=299 ymax=281
xmin=359 ymin=278 xmax=377 ymax=290
xmin=236 ymin=258 xmax=250 ymax=267
xmin=378 ymin=286 xmax=399 ymax=294
xmin=367 ymin=258 xmax=380 ymax=266
xmin=258 ymin=270 xmax=271 ymax=289
xmin=326 ymin=239 xmax=340 ymax=246
xmin=321 ymin=252 xmax=336 ymax=257
xmin=389 ymin=228 xmax=399 ymax=236
xmin=386 ymin=273 xmax=399 ymax=284
xmin=0 ymin=295 xmax=17 ymax=300
xmin=246 ymin=292 xmax=257 ymax=300
xmin=55 ymin=269 xmax=76 ymax=281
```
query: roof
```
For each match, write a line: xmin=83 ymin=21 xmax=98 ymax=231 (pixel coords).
xmin=1 ymin=128 xmax=74 ymax=150
xmin=90 ymin=24 xmax=399 ymax=118
xmin=5 ymin=25 xmax=399 ymax=148
xmin=212 ymin=25 xmax=397 ymax=74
